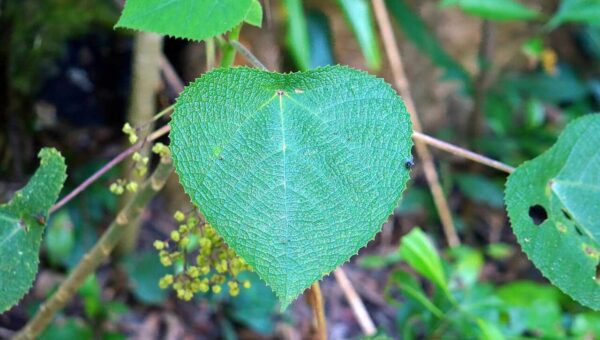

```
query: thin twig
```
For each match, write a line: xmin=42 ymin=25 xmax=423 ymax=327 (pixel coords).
xmin=230 ymin=40 xmax=268 ymax=70
xmin=306 ymin=282 xmax=327 ymax=340
xmin=49 ymin=117 xmax=172 ymax=214
xmin=371 ymin=0 xmax=460 ymax=247
xmin=413 ymin=132 xmax=514 ymax=173
xmin=333 ymin=269 xmax=377 ymax=336
xmin=160 ymin=55 xmax=185 ymax=93
xmin=15 ymin=157 xmax=174 ymax=340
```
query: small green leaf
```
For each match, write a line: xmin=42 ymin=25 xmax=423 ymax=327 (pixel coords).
xmin=548 ymin=0 xmax=600 ymax=29
xmin=441 ymin=0 xmax=541 ymax=21
xmin=170 ymin=66 xmax=413 ymax=308
xmin=505 ymin=114 xmax=600 ymax=310
xmin=44 ymin=210 xmax=75 ymax=267
xmin=385 ymin=270 xmax=444 ymax=318
xmin=399 ymin=228 xmax=449 ymax=294
xmin=0 ymin=148 xmax=67 ymax=313
xmin=245 ymin=0 xmax=263 ymax=28
xmin=456 ymin=174 xmax=505 ymax=208
xmin=122 ymin=251 xmax=170 ymax=304
xmin=337 ymin=0 xmax=381 ymax=70
xmin=284 ymin=0 xmax=311 ymax=70
xmin=115 ymin=0 xmax=254 ymax=41
xmin=386 ymin=0 xmax=471 ymax=91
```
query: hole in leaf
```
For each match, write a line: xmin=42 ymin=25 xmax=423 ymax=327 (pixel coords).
xmin=596 ymin=263 xmax=600 ymax=284
xmin=562 ymin=209 xmax=573 ymax=221
xmin=528 ymin=205 xmax=548 ymax=226
xmin=574 ymin=225 xmax=584 ymax=236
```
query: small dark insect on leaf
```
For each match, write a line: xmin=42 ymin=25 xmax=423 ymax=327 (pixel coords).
xmin=35 ymin=213 xmax=47 ymax=226
xmin=405 ymin=158 xmax=415 ymax=169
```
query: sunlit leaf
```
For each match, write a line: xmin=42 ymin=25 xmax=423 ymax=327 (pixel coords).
xmin=0 ymin=148 xmax=67 ymax=312
xmin=115 ymin=0 xmax=254 ymax=41
xmin=505 ymin=114 xmax=600 ymax=310
xmin=170 ymin=66 xmax=413 ymax=307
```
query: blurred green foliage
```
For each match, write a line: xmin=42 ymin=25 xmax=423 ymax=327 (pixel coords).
xmin=2 ymin=0 xmax=116 ymax=95
xmin=372 ymin=228 xmax=600 ymax=339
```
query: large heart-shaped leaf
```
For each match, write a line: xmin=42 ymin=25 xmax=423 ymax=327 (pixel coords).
xmin=115 ymin=0 xmax=254 ymax=41
xmin=505 ymin=114 xmax=600 ymax=310
xmin=170 ymin=66 xmax=413 ymax=307
xmin=0 ymin=148 xmax=67 ymax=312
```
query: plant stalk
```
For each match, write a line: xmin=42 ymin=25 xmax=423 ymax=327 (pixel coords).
xmin=116 ymin=32 xmax=164 ymax=256
xmin=371 ymin=0 xmax=460 ymax=247
xmin=220 ymin=24 xmax=243 ymax=68
xmin=307 ymin=282 xmax=327 ymax=340
xmin=14 ymin=156 xmax=173 ymax=340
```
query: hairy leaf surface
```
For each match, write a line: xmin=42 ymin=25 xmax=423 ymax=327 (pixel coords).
xmin=170 ymin=66 xmax=413 ymax=307
xmin=0 ymin=148 xmax=67 ymax=312
xmin=505 ymin=114 xmax=600 ymax=310
xmin=115 ymin=0 xmax=253 ymax=41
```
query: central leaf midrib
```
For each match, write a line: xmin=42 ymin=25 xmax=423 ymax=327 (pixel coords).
xmin=278 ymin=93 xmax=292 ymax=299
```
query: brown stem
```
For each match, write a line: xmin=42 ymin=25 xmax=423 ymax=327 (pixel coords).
xmin=371 ymin=0 xmax=460 ymax=247
xmin=413 ymin=132 xmax=514 ymax=174
xmin=333 ymin=269 xmax=376 ymax=335
xmin=306 ymin=282 xmax=327 ymax=340
xmin=14 ymin=156 xmax=174 ymax=340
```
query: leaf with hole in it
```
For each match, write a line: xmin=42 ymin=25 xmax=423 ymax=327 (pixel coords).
xmin=170 ymin=66 xmax=413 ymax=308
xmin=505 ymin=114 xmax=600 ymax=310
xmin=115 ymin=0 xmax=254 ymax=41
xmin=0 ymin=148 xmax=67 ymax=313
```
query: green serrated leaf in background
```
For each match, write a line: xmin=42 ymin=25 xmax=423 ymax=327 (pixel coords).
xmin=170 ymin=66 xmax=413 ymax=308
xmin=337 ymin=0 xmax=382 ymax=70
xmin=548 ymin=0 xmax=600 ymax=29
xmin=505 ymin=114 xmax=600 ymax=310
xmin=441 ymin=0 xmax=541 ymax=21
xmin=0 ymin=148 xmax=67 ymax=313
xmin=245 ymin=0 xmax=263 ymax=28
xmin=386 ymin=0 xmax=471 ymax=92
xmin=115 ymin=0 xmax=254 ymax=41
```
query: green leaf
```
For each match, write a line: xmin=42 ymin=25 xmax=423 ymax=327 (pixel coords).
xmin=548 ymin=0 xmax=600 ymax=29
xmin=385 ymin=270 xmax=444 ymax=318
xmin=399 ymin=228 xmax=449 ymax=294
xmin=170 ymin=66 xmax=413 ymax=308
xmin=441 ymin=0 xmax=541 ymax=21
xmin=505 ymin=114 xmax=600 ymax=310
xmin=0 ymin=148 xmax=67 ymax=313
xmin=245 ymin=0 xmax=263 ymax=28
xmin=386 ymin=0 xmax=471 ymax=92
xmin=284 ymin=0 xmax=311 ymax=70
xmin=455 ymin=174 xmax=505 ymax=208
xmin=122 ymin=251 xmax=170 ymax=305
xmin=115 ymin=0 xmax=254 ymax=41
xmin=44 ymin=210 xmax=75 ymax=267
xmin=337 ymin=0 xmax=381 ymax=70
xmin=40 ymin=319 xmax=93 ymax=340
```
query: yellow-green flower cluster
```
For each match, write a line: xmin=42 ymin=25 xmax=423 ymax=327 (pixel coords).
xmin=155 ymin=210 xmax=252 ymax=300
xmin=122 ymin=123 xmax=139 ymax=144
xmin=109 ymin=150 xmax=149 ymax=195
